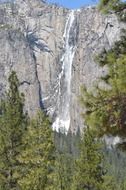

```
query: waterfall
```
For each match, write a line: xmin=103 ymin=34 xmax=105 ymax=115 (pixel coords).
xmin=52 ymin=10 xmax=76 ymax=133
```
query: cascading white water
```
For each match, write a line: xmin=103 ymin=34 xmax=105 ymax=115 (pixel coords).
xmin=52 ymin=10 xmax=76 ymax=133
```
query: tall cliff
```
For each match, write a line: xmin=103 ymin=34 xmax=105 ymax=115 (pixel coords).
xmin=0 ymin=0 xmax=125 ymax=132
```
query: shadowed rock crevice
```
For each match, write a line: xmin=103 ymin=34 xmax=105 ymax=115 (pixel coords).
xmin=0 ymin=0 xmax=125 ymax=132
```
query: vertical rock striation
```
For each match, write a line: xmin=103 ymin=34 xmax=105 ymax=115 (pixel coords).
xmin=71 ymin=7 xmax=126 ymax=132
xmin=0 ymin=0 xmax=125 ymax=132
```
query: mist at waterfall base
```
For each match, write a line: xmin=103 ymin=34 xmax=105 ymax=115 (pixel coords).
xmin=52 ymin=10 xmax=76 ymax=133
xmin=48 ymin=0 xmax=98 ymax=9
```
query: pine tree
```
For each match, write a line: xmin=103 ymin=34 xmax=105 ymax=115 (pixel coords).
xmin=81 ymin=31 xmax=126 ymax=140
xmin=18 ymin=111 xmax=55 ymax=190
xmin=98 ymin=0 xmax=126 ymax=20
xmin=0 ymin=71 xmax=27 ymax=190
xmin=98 ymin=0 xmax=120 ymax=12
xmin=53 ymin=151 xmax=74 ymax=190
xmin=72 ymin=127 xmax=106 ymax=190
xmin=101 ymin=175 xmax=119 ymax=190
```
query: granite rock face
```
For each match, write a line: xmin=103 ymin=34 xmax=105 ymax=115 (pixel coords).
xmin=71 ymin=7 xmax=126 ymax=132
xmin=0 ymin=0 xmax=125 ymax=132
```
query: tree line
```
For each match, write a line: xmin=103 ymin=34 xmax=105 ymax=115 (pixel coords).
xmin=0 ymin=71 xmax=113 ymax=190
xmin=0 ymin=52 xmax=125 ymax=189
xmin=0 ymin=0 xmax=126 ymax=189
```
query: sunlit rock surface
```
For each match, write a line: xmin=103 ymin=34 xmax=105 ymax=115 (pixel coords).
xmin=0 ymin=0 xmax=125 ymax=132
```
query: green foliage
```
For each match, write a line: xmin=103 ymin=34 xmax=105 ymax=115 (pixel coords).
xmin=104 ymin=146 xmax=126 ymax=183
xmin=0 ymin=72 xmax=56 ymax=190
xmin=54 ymin=151 xmax=74 ymax=190
xmin=0 ymin=71 xmax=28 ymax=190
xmin=79 ymin=27 xmax=126 ymax=189
xmin=98 ymin=0 xmax=126 ymax=21
xmin=81 ymin=31 xmax=126 ymax=138
xmin=0 ymin=70 xmax=126 ymax=190
xmin=18 ymin=111 xmax=55 ymax=190
xmin=72 ymin=128 xmax=107 ymax=190
xmin=100 ymin=175 xmax=119 ymax=190
xmin=53 ymin=130 xmax=80 ymax=190
xmin=98 ymin=0 xmax=120 ymax=13
xmin=54 ymin=130 xmax=80 ymax=157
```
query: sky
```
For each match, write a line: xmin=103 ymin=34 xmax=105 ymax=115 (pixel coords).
xmin=48 ymin=0 xmax=98 ymax=9
xmin=0 ymin=0 xmax=99 ymax=9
